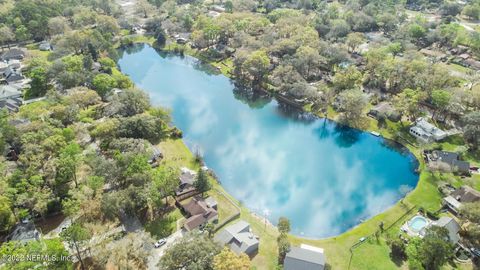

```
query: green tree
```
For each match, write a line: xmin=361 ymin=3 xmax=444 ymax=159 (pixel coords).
xmin=243 ymin=50 xmax=270 ymax=86
xmin=332 ymin=66 xmax=362 ymax=91
xmin=346 ymin=32 xmax=365 ymax=53
xmin=430 ymin=89 xmax=452 ymax=120
xmin=61 ymin=223 xmax=91 ymax=270
xmin=408 ymin=24 xmax=426 ymax=39
xmin=462 ymin=111 xmax=480 ymax=150
xmin=194 ymin=168 xmax=211 ymax=196
xmin=0 ymin=26 xmax=14 ymax=48
xmin=463 ymin=4 xmax=480 ymax=20
xmin=159 ymin=232 xmax=221 ymax=270
xmin=0 ymin=195 xmax=15 ymax=233
xmin=419 ymin=226 xmax=453 ymax=269
xmin=92 ymin=73 xmax=117 ymax=97
xmin=0 ymin=238 xmax=71 ymax=270
xmin=15 ymin=25 xmax=31 ymax=42
xmin=337 ymin=89 xmax=368 ymax=128
xmin=278 ymin=216 xmax=291 ymax=234
xmin=277 ymin=232 xmax=290 ymax=264
xmin=213 ymin=247 xmax=250 ymax=270
xmin=27 ymin=67 xmax=49 ymax=98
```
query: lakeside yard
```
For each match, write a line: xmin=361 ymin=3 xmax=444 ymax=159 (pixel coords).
xmin=155 ymin=136 xmax=466 ymax=269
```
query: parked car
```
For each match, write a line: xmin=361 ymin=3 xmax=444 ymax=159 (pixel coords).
xmin=154 ymin=239 xmax=167 ymax=248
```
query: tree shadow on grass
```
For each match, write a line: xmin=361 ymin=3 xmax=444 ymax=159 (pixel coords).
xmin=144 ymin=214 xmax=177 ymax=239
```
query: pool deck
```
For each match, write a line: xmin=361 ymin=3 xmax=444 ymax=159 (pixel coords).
xmin=400 ymin=214 xmax=432 ymax=237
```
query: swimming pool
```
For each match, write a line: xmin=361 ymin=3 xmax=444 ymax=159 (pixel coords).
xmin=408 ymin=216 xmax=428 ymax=233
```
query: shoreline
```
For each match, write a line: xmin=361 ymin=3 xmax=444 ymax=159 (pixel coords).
xmin=121 ymin=41 xmax=425 ymax=232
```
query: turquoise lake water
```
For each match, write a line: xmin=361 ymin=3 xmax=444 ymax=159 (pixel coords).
xmin=118 ymin=44 xmax=419 ymax=238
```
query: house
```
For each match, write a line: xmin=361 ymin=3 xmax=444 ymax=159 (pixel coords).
xmin=181 ymin=196 xmax=218 ymax=231
xmin=409 ymin=117 xmax=447 ymax=143
xmin=443 ymin=186 xmax=480 ymax=214
xmin=428 ymin=150 xmax=470 ymax=175
xmin=0 ymin=85 xmax=23 ymax=112
xmin=430 ymin=216 xmax=460 ymax=244
xmin=39 ymin=41 xmax=52 ymax=51
xmin=6 ymin=222 xmax=40 ymax=243
xmin=176 ymin=167 xmax=197 ymax=197
xmin=368 ymin=102 xmax=400 ymax=122
xmin=0 ymin=48 xmax=25 ymax=62
xmin=174 ymin=33 xmax=191 ymax=44
xmin=3 ymin=67 xmax=24 ymax=83
xmin=214 ymin=220 xmax=259 ymax=256
xmin=284 ymin=244 xmax=326 ymax=270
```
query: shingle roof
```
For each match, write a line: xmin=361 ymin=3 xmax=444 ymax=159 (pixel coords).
xmin=451 ymin=186 xmax=480 ymax=203
xmin=1 ymin=48 xmax=25 ymax=61
xmin=284 ymin=245 xmax=326 ymax=270
xmin=214 ymin=220 xmax=259 ymax=255
xmin=431 ymin=216 xmax=460 ymax=243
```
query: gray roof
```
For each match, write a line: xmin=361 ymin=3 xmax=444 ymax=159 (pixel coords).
xmin=284 ymin=246 xmax=326 ymax=270
xmin=214 ymin=220 xmax=259 ymax=255
xmin=431 ymin=217 xmax=460 ymax=244
xmin=431 ymin=150 xmax=470 ymax=173
xmin=451 ymin=186 xmax=480 ymax=204
xmin=0 ymin=85 xmax=21 ymax=100
xmin=1 ymin=48 xmax=25 ymax=61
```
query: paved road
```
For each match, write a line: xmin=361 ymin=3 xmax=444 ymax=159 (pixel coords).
xmin=147 ymin=229 xmax=185 ymax=269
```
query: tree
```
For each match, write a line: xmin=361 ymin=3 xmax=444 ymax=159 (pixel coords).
xmin=337 ymin=89 xmax=368 ymax=128
xmin=327 ymin=19 xmax=351 ymax=39
xmin=419 ymin=226 xmax=453 ymax=270
xmin=117 ymin=114 xmax=168 ymax=143
xmin=15 ymin=25 xmax=31 ymax=42
xmin=27 ymin=67 xmax=49 ymax=98
xmin=61 ymin=223 xmax=91 ymax=270
xmin=277 ymin=232 xmax=290 ymax=264
xmin=293 ymin=46 xmax=323 ymax=79
xmin=388 ymin=237 xmax=406 ymax=260
xmin=430 ymin=89 xmax=452 ymax=120
xmin=159 ymin=232 xmax=221 ymax=270
xmin=462 ymin=111 xmax=480 ymax=150
xmin=151 ymin=166 xmax=178 ymax=208
xmin=0 ymin=195 xmax=15 ymax=233
xmin=213 ymin=247 xmax=250 ymax=270
xmin=460 ymin=202 xmax=480 ymax=223
xmin=243 ymin=50 xmax=270 ymax=86
xmin=194 ymin=168 xmax=211 ymax=196
xmin=332 ymin=66 xmax=362 ymax=91
xmin=440 ymin=2 xmax=462 ymax=17
xmin=463 ymin=4 xmax=480 ymax=20
xmin=408 ymin=23 xmax=426 ymax=39
xmin=278 ymin=216 xmax=291 ymax=234
xmin=346 ymin=32 xmax=365 ymax=53
xmin=0 ymin=26 xmax=14 ymax=48
xmin=48 ymin=17 xmax=70 ymax=36
xmin=97 ymin=231 xmax=152 ymax=269
xmin=92 ymin=73 xmax=117 ymax=97
xmin=0 ymin=238 xmax=71 ymax=270
xmin=56 ymin=143 xmax=82 ymax=188
xmin=114 ymin=89 xmax=150 ymax=117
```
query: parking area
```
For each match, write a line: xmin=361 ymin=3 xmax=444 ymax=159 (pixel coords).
xmin=147 ymin=229 xmax=185 ymax=269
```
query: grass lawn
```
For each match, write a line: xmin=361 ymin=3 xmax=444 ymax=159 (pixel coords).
xmin=145 ymin=208 xmax=183 ymax=239
xmin=155 ymin=137 xmax=444 ymax=270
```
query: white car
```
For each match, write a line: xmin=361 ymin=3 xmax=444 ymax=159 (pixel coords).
xmin=154 ymin=239 xmax=167 ymax=248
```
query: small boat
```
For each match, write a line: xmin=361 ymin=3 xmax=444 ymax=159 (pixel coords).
xmin=370 ymin=131 xmax=380 ymax=137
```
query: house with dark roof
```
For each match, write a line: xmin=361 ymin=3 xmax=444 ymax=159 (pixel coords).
xmin=284 ymin=244 xmax=326 ymax=270
xmin=1 ymin=48 xmax=25 ymax=62
xmin=3 ymin=67 xmax=24 ymax=83
xmin=443 ymin=186 xmax=480 ymax=214
xmin=6 ymin=222 xmax=40 ymax=243
xmin=175 ymin=167 xmax=197 ymax=197
xmin=214 ymin=220 xmax=259 ymax=256
xmin=181 ymin=196 xmax=218 ymax=231
xmin=428 ymin=150 xmax=470 ymax=175
xmin=39 ymin=41 xmax=52 ymax=51
xmin=0 ymin=85 xmax=23 ymax=112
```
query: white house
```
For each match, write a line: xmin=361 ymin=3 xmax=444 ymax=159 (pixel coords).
xmin=284 ymin=244 xmax=326 ymax=270
xmin=409 ymin=118 xmax=447 ymax=143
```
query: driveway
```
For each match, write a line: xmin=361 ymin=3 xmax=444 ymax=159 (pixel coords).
xmin=147 ymin=229 xmax=185 ymax=269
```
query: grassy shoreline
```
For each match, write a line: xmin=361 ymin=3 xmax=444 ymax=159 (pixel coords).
xmin=121 ymin=37 xmax=466 ymax=269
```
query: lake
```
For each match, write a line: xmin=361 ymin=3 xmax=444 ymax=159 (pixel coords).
xmin=118 ymin=44 xmax=419 ymax=238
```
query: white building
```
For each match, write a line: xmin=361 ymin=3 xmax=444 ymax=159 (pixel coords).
xmin=409 ymin=118 xmax=447 ymax=143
